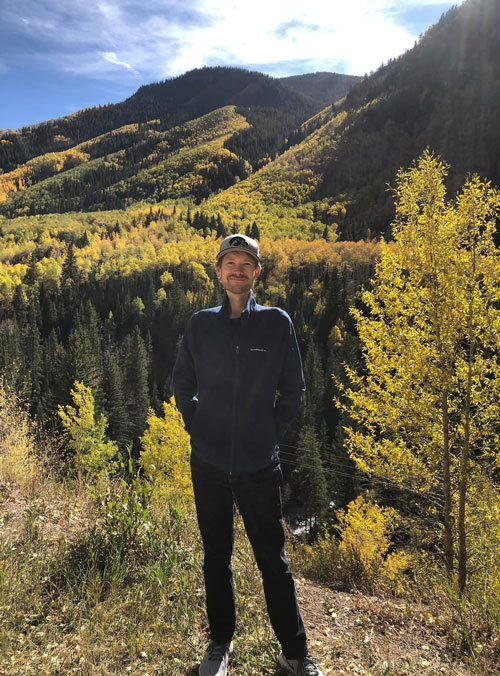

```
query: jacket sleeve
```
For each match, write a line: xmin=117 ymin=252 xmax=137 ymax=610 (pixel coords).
xmin=172 ymin=318 xmax=198 ymax=433
xmin=274 ymin=316 xmax=305 ymax=441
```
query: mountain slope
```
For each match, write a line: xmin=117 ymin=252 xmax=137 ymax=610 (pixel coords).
xmin=3 ymin=0 xmax=499 ymax=242
xmin=0 ymin=67 xmax=320 ymax=174
xmin=316 ymin=0 xmax=500 ymax=238
xmin=279 ymin=72 xmax=362 ymax=106
xmin=202 ymin=0 xmax=500 ymax=241
xmin=0 ymin=107 xmax=252 ymax=216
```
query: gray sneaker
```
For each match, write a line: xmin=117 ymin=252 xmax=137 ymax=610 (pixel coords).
xmin=199 ymin=641 xmax=233 ymax=676
xmin=278 ymin=652 xmax=325 ymax=676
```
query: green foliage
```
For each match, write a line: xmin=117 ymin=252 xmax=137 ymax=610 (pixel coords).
xmin=279 ymin=72 xmax=362 ymax=107
xmin=123 ymin=327 xmax=150 ymax=441
xmin=319 ymin=0 xmax=500 ymax=238
xmin=291 ymin=527 xmax=341 ymax=584
xmin=3 ymin=1 xmax=500 ymax=243
xmin=0 ymin=66 xmax=320 ymax=174
xmin=294 ymin=425 xmax=329 ymax=533
xmin=0 ymin=107 xmax=251 ymax=217
xmin=0 ymin=477 xmax=284 ymax=675
xmin=58 ymin=381 xmax=118 ymax=481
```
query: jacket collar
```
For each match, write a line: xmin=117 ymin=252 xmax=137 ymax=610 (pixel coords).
xmin=219 ymin=290 xmax=256 ymax=322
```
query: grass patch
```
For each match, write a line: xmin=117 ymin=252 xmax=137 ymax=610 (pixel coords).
xmin=0 ymin=479 xmax=282 ymax=675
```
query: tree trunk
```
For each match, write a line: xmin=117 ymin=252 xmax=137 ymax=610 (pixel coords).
xmin=458 ymin=376 xmax=470 ymax=594
xmin=458 ymin=246 xmax=476 ymax=594
xmin=442 ymin=391 xmax=454 ymax=576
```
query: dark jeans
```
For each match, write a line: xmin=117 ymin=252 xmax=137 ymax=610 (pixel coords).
xmin=190 ymin=453 xmax=307 ymax=660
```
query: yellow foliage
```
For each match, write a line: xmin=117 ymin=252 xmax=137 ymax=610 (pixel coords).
xmin=35 ymin=256 xmax=62 ymax=292
xmin=139 ymin=398 xmax=193 ymax=504
xmin=155 ymin=287 xmax=167 ymax=306
xmin=338 ymin=152 xmax=500 ymax=590
xmin=328 ymin=322 xmax=344 ymax=348
xmin=160 ymin=270 xmax=174 ymax=286
xmin=0 ymin=206 xmax=380 ymax=300
xmin=336 ymin=494 xmax=407 ymax=592
xmin=0 ymin=148 xmax=90 ymax=202
xmin=291 ymin=528 xmax=341 ymax=583
xmin=0 ymin=264 xmax=27 ymax=301
xmin=461 ymin=470 xmax=500 ymax=599
xmin=189 ymin=261 xmax=214 ymax=292
xmin=0 ymin=382 xmax=40 ymax=493
xmin=58 ymin=381 xmax=118 ymax=481
xmin=291 ymin=495 xmax=408 ymax=594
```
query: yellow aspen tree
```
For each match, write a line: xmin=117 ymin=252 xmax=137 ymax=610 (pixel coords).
xmin=338 ymin=151 xmax=500 ymax=592
xmin=58 ymin=381 xmax=118 ymax=481
xmin=139 ymin=398 xmax=193 ymax=503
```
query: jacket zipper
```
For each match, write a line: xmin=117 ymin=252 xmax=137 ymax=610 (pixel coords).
xmin=229 ymin=342 xmax=240 ymax=475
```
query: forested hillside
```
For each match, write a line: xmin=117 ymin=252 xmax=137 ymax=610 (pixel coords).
xmin=317 ymin=0 xmax=500 ymax=238
xmin=0 ymin=67 xmax=320 ymax=174
xmin=1 ymin=0 xmax=500 ymax=518
xmin=3 ymin=1 xmax=499 ymax=241
xmin=279 ymin=72 xmax=362 ymax=106
xmin=1 ymin=0 xmax=499 ymax=509
xmin=0 ymin=107 xmax=253 ymax=216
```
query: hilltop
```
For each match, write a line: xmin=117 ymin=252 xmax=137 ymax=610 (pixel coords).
xmin=278 ymin=72 xmax=362 ymax=106
xmin=0 ymin=66 xmax=330 ymax=174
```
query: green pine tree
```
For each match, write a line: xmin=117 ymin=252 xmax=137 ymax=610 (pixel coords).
xmin=295 ymin=424 xmax=330 ymax=536
xmin=123 ymin=326 xmax=150 ymax=446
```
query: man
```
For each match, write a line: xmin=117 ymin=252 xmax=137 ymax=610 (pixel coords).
xmin=173 ymin=234 xmax=324 ymax=676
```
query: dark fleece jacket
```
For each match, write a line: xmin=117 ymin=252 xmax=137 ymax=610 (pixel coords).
xmin=173 ymin=292 xmax=305 ymax=473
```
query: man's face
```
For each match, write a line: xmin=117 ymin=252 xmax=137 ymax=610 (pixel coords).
xmin=216 ymin=251 xmax=261 ymax=296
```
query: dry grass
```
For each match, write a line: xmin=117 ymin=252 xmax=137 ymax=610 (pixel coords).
xmin=1 ymin=476 xmax=497 ymax=675
xmin=0 ymin=487 xmax=280 ymax=676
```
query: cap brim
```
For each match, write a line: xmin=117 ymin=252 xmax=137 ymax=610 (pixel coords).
xmin=216 ymin=247 xmax=260 ymax=264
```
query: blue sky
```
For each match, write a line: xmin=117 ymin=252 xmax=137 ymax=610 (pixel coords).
xmin=1 ymin=0 xmax=460 ymax=131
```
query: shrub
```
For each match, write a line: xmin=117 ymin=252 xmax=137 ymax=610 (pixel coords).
xmin=139 ymin=398 xmax=193 ymax=504
xmin=0 ymin=381 xmax=40 ymax=493
xmin=58 ymin=381 xmax=118 ymax=482
xmin=291 ymin=528 xmax=342 ymax=583
xmin=337 ymin=494 xmax=408 ymax=592
xmin=292 ymin=494 xmax=408 ymax=594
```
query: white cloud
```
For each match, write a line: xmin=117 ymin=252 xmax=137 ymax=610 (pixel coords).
xmin=2 ymin=0 xmax=460 ymax=82
xmin=102 ymin=51 xmax=134 ymax=71
xmin=158 ymin=0 xmax=424 ymax=76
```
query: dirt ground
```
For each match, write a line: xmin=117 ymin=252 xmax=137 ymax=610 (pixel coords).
xmin=293 ymin=576 xmax=491 ymax=675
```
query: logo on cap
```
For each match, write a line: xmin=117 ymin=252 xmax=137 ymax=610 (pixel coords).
xmin=229 ymin=236 xmax=248 ymax=248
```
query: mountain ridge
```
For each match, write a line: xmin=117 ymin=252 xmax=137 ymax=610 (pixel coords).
xmin=279 ymin=72 xmax=362 ymax=106
xmin=0 ymin=67 xmax=352 ymax=174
